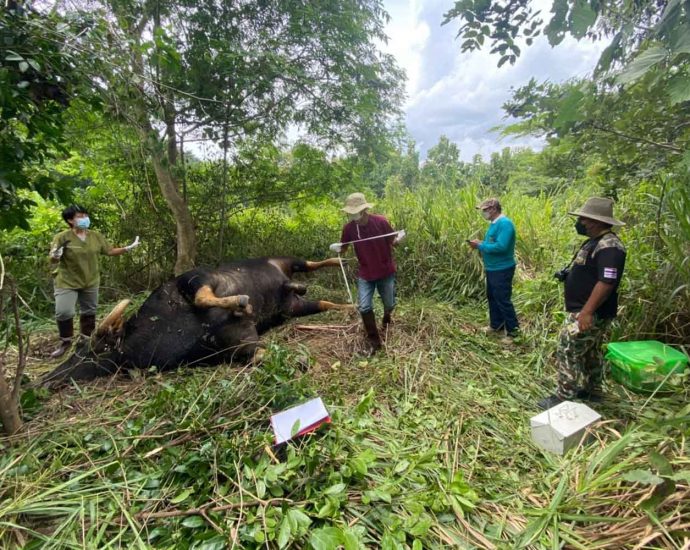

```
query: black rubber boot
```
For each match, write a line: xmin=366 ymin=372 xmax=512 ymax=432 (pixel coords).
xmin=361 ymin=311 xmax=382 ymax=355
xmin=382 ymin=309 xmax=393 ymax=327
xmin=50 ymin=319 xmax=74 ymax=359
xmin=80 ymin=314 xmax=96 ymax=337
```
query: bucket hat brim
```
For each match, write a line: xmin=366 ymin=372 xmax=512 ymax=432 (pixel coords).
xmin=568 ymin=208 xmax=625 ymax=226
xmin=341 ymin=202 xmax=374 ymax=214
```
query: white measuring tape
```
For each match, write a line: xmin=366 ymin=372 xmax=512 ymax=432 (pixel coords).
xmin=334 ymin=230 xmax=405 ymax=304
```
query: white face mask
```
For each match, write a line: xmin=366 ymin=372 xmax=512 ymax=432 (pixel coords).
xmin=348 ymin=212 xmax=363 ymax=222
xmin=481 ymin=210 xmax=492 ymax=221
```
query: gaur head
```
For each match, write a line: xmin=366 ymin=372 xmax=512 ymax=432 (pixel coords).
xmin=42 ymin=300 xmax=130 ymax=387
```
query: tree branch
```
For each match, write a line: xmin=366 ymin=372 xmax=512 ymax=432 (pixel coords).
xmin=591 ymin=124 xmax=683 ymax=153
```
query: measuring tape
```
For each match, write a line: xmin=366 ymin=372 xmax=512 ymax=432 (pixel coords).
xmin=335 ymin=230 xmax=404 ymax=304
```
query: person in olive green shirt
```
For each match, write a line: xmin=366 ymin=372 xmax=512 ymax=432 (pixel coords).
xmin=48 ymin=205 xmax=141 ymax=358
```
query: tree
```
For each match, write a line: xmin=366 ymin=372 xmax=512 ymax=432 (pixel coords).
xmin=443 ymin=0 xmax=690 ymax=80
xmin=421 ymin=135 xmax=464 ymax=186
xmin=444 ymin=0 xmax=690 ymax=186
xmin=0 ymin=3 xmax=96 ymax=230
xmin=63 ymin=0 xmax=404 ymax=274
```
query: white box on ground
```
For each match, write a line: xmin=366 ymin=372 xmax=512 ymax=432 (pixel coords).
xmin=530 ymin=401 xmax=601 ymax=455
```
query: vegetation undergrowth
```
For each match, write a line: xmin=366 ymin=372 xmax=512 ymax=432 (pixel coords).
xmin=2 ymin=299 xmax=688 ymax=548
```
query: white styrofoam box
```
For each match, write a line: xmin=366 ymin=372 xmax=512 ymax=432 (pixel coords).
xmin=530 ymin=401 xmax=601 ymax=455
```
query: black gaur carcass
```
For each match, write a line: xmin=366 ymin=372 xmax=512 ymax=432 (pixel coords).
xmin=42 ymin=256 xmax=352 ymax=385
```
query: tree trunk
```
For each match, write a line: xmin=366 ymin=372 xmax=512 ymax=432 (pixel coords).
xmin=133 ymin=106 xmax=197 ymax=275
xmin=0 ymin=373 xmax=22 ymax=437
xmin=148 ymin=140 xmax=197 ymax=275
xmin=126 ymin=15 xmax=197 ymax=276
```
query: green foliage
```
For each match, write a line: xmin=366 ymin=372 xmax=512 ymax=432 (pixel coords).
xmin=2 ymin=300 xmax=688 ymax=547
xmin=0 ymin=5 xmax=99 ymax=229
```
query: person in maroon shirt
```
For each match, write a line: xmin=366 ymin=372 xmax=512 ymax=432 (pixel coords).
xmin=330 ymin=193 xmax=405 ymax=354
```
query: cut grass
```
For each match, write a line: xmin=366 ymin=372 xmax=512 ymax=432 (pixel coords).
xmin=1 ymin=297 xmax=689 ymax=548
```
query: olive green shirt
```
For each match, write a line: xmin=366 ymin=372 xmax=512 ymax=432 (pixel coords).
xmin=51 ymin=230 xmax=113 ymax=289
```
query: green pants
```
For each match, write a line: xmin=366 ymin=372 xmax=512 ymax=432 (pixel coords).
xmin=54 ymin=286 xmax=99 ymax=321
xmin=556 ymin=313 xmax=611 ymax=399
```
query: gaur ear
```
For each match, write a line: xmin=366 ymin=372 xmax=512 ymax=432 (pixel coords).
xmin=95 ymin=299 xmax=131 ymax=336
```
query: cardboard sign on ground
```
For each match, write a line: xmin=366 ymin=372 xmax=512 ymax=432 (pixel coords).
xmin=270 ymin=397 xmax=331 ymax=445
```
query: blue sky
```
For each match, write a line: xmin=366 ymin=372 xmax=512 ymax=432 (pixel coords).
xmin=381 ymin=0 xmax=605 ymax=160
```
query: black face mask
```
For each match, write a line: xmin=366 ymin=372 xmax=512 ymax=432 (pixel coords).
xmin=575 ymin=220 xmax=588 ymax=236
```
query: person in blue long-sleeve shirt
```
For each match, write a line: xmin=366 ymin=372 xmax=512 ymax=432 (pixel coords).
xmin=469 ymin=198 xmax=520 ymax=338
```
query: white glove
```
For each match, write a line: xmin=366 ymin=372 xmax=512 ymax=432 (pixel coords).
xmin=50 ymin=245 xmax=64 ymax=259
xmin=329 ymin=242 xmax=343 ymax=254
xmin=124 ymin=236 xmax=141 ymax=251
xmin=394 ymin=229 xmax=406 ymax=244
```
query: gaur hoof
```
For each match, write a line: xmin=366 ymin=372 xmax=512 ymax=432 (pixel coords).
xmin=238 ymin=295 xmax=249 ymax=307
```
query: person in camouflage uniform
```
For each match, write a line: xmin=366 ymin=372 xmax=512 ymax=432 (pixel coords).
xmin=538 ymin=198 xmax=626 ymax=410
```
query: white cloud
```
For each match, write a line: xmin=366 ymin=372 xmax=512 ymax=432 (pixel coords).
xmin=382 ymin=0 xmax=606 ymax=160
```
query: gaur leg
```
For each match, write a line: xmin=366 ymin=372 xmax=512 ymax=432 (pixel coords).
xmin=288 ymin=296 xmax=354 ymax=318
xmin=194 ymin=286 xmax=253 ymax=315
xmin=269 ymin=257 xmax=341 ymax=277
xmin=304 ymin=258 xmax=341 ymax=271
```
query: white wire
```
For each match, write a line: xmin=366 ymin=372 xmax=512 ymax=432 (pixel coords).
xmin=337 ymin=253 xmax=354 ymax=304
xmin=340 ymin=230 xmax=401 ymax=246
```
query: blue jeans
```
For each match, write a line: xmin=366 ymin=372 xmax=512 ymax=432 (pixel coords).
xmin=358 ymin=274 xmax=396 ymax=314
xmin=486 ymin=266 xmax=519 ymax=333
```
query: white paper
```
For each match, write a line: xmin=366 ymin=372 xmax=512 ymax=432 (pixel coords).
xmin=271 ymin=397 xmax=329 ymax=444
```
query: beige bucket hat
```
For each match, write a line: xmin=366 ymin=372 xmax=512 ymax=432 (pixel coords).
xmin=569 ymin=197 xmax=625 ymax=226
xmin=476 ymin=198 xmax=500 ymax=210
xmin=341 ymin=192 xmax=374 ymax=214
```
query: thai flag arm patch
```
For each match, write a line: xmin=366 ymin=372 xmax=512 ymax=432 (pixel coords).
xmin=603 ymin=267 xmax=618 ymax=279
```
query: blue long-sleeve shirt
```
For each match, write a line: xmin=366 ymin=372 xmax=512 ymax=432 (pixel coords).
xmin=478 ymin=215 xmax=516 ymax=271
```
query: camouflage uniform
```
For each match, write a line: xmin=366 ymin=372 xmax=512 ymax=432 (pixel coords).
xmin=556 ymin=313 xmax=611 ymax=398
xmin=556 ymin=231 xmax=625 ymax=398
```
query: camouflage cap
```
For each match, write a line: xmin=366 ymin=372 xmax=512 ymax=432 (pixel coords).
xmin=476 ymin=198 xmax=500 ymax=210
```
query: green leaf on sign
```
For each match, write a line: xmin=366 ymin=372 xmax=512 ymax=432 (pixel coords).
xmin=616 ymin=46 xmax=667 ymax=85
xmin=622 ymin=469 xmax=664 ymax=485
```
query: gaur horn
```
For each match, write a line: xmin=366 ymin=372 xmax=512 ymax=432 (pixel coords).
xmin=95 ymin=299 xmax=131 ymax=335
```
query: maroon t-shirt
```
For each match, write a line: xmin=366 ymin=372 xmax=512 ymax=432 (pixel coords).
xmin=341 ymin=214 xmax=396 ymax=281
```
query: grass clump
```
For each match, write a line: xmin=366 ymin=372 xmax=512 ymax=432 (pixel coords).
xmin=1 ymin=299 xmax=688 ymax=548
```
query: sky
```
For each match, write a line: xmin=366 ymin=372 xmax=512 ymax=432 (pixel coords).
xmin=381 ymin=0 xmax=606 ymax=161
